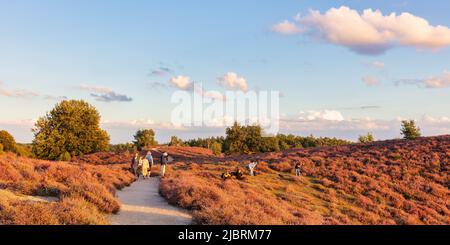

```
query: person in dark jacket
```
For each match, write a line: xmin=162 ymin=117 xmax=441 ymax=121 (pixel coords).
xmin=294 ymin=161 xmax=302 ymax=177
xmin=131 ymin=153 xmax=139 ymax=176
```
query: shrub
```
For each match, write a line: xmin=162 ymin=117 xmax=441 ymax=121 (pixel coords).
xmin=59 ymin=152 xmax=71 ymax=161
xmin=359 ymin=133 xmax=375 ymax=143
xmin=133 ymin=129 xmax=157 ymax=150
xmin=32 ymin=100 xmax=110 ymax=160
xmin=400 ymin=120 xmax=421 ymax=140
xmin=0 ymin=143 xmax=3 ymax=154
xmin=0 ymin=130 xmax=17 ymax=153
xmin=169 ymin=136 xmax=184 ymax=146
xmin=109 ymin=143 xmax=136 ymax=153
xmin=210 ymin=142 xmax=222 ymax=155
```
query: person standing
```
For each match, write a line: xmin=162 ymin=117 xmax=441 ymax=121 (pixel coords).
xmin=141 ymin=157 xmax=150 ymax=179
xmin=295 ymin=161 xmax=301 ymax=177
xmin=248 ymin=161 xmax=258 ymax=176
xmin=160 ymin=152 xmax=168 ymax=177
xmin=137 ymin=157 xmax=144 ymax=179
xmin=145 ymin=151 xmax=154 ymax=178
xmin=131 ymin=153 xmax=139 ymax=176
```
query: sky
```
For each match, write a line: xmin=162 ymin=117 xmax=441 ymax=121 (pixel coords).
xmin=1 ymin=0 xmax=450 ymax=143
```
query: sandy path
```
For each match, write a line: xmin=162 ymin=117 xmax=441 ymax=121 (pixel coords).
xmin=109 ymin=178 xmax=192 ymax=225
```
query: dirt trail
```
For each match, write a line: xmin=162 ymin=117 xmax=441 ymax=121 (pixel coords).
xmin=109 ymin=178 xmax=192 ymax=225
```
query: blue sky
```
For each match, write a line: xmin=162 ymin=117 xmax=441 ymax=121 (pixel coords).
xmin=1 ymin=0 xmax=450 ymax=143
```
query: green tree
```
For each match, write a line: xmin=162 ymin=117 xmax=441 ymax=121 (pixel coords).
xmin=224 ymin=122 xmax=263 ymax=154
xmin=0 ymin=130 xmax=17 ymax=153
xmin=224 ymin=122 xmax=248 ymax=154
xmin=400 ymin=120 xmax=421 ymax=140
xmin=260 ymin=136 xmax=280 ymax=153
xmin=168 ymin=136 xmax=183 ymax=146
xmin=133 ymin=129 xmax=157 ymax=150
xmin=32 ymin=100 xmax=110 ymax=160
xmin=210 ymin=141 xmax=222 ymax=155
xmin=358 ymin=133 xmax=375 ymax=143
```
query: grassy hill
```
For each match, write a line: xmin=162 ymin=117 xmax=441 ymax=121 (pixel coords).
xmin=160 ymin=135 xmax=450 ymax=224
xmin=0 ymin=153 xmax=135 ymax=224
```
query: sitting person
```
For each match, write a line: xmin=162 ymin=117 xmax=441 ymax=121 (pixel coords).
xmin=231 ymin=167 xmax=245 ymax=180
xmin=221 ymin=172 xmax=232 ymax=180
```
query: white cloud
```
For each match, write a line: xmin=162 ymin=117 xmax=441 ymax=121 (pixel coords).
xmin=274 ymin=6 xmax=450 ymax=55
xmin=362 ymin=75 xmax=381 ymax=86
xmin=78 ymin=84 xmax=113 ymax=94
xmin=217 ymin=72 xmax=248 ymax=92
xmin=169 ymin=76 xmax=193 ymax=90
xmin=423 ymin=71 xmax=450 ymax=88
xmin=395 ymin=70 xmax=450 ymax=88
xmin=271 ymin=20 xmax=303 ymax=35
xmin=0 ymin=82 xmax=39 ymax=98
xmin=298 ymin=110 xmax=345 ymax=121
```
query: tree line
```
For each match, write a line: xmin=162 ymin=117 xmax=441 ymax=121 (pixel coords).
xmin=0 ymin=100 xmax=423 ymax=160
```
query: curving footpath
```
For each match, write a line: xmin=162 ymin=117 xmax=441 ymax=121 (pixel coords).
xmin=110 ymin=178 xmax=192 ymax=225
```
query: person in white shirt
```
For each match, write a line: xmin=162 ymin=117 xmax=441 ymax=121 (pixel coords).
xmin=248 ymin=161 xmax=258 ymax=176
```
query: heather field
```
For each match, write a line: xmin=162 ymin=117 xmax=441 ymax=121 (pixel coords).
xmin=160 ymin=136 xmax=450 ymax=225
xmin=1 ymin=136 xmax=448 ymax=225
xmin=0 ymin=153 xmax=135 ymax=224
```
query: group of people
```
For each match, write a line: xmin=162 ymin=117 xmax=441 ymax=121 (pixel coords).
xmin=247 ymin=160 xmax=303 ymax=177
xmin=131 ymin=151 xmax=171 ymax=179
xmin=222 ymin=160 xmax=303 ymax=180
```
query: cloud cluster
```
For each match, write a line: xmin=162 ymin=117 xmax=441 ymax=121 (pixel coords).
xmin=77 ymin=84 xmax=132 ymax=102
xmin=217 ymin=72 xmax=248 ymax=92
xmin=270 ymin=20 xmax=303 ymax=35
xmin=272 ymin=6 xmax=450 ymax=55
xmin=0 ymin=81 xmax=38 ymax=98
xmin=169 ymin=76 xmax=193 ymax=90
xmin=395 ymin=71 xmax=450 ymax=88
xmin=298 ymin=110 xmax=345 ymax=121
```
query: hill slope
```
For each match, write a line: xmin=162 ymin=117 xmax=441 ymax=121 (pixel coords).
xmin=160 ymin=136 xmax=450 ymax=224
xmin=0 ymin=153 xmax=135 ymax=224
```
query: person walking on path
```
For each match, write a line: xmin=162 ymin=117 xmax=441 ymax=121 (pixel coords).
xmin=248 ymin=161 xmax=258 ymax=176
xmin=294 ymin=161 xmax=302 ymax=177
xmin=141 ymin=157 xmax=150 ymax=179
xmin=160 ymin=152 xmax=169 ymax=177
xmin=137 ymin=157 xmax=144 ymax=178
xmin=145 ymin=151 xmax=154 ymax=178
xmin=131 ymin=153 xmax=139 ymax=176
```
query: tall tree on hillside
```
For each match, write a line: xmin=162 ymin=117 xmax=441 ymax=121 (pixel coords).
xmin=0 ymin=130 xmax=17 ymax=153
xmin=32 ymin=100 xmax=110 ymax=160
xmin=133 ymin=129 xmax=157 ymax=150
xmin=400 ymin=120 xmax=421 ymax=140
xmin=224 ymin=122 xmax=263 ymax=154
xmin=225 ymin=122 xmax=248 ymax=154
xmin=168 ymin=136 xmax=183 ymax=146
